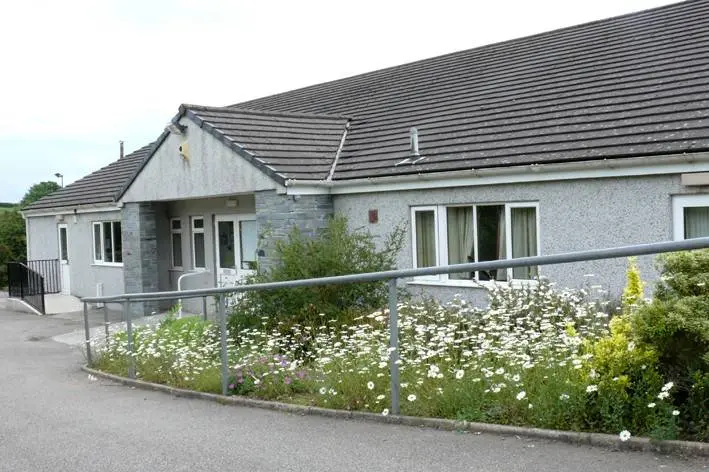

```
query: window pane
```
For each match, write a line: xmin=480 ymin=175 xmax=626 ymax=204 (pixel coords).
xmin=113 ymin=222 xmax=122 ymax=263
xmin=171 ymin=219 xmax=182 ymax=231
xmin=511 ymin=207 xmax=538 ymax=280
xmin=194 ymin=233 xmax=206 ymax=268
xmin=684 ymin=207 xmax=709 ymax=239
xmin=59 ymin=227 xmax=68 ymax=262
xmin=240 ymin=220 xmax=258 ymax=269
xmin=447 ymin=207 xmax=474 ymax=280
xmin=93 ymin=224 xmax=102 ymax=261
xmin=103 ymin=222 xmax=113 ymax=263
xmin=172 ymin=233 xmax=183 ymax=267
xmin=415 ymin=210 xmax=436 ymax=268
xmin=218 ymin=221 xmax=235 ymax=269
xmin=193 ymin=218 xmax=204 ymax=230
xmin=476 ymin=205 xmax=506 ymax=281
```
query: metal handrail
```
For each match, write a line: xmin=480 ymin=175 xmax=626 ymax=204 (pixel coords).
xmin=82 ymin=237 xmax=709 ymax=304
xmin=177 ymin=270 xmax=210 ymax=318
xmin=81 ymin=236 xmax=709 ymax=415
xmin=8 ymin=262 xmax=46 ymax=314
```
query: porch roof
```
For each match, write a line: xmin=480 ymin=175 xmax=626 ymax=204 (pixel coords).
xmin=182 ymin=105 xmax=351 ymax=182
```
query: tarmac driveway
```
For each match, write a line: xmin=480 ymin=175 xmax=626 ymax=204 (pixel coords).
xmin=0 ymin=308 xmax=706 ymax=472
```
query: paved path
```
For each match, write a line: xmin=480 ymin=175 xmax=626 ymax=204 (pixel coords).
xmin=0 ymin=309 xmax=706 ymax=472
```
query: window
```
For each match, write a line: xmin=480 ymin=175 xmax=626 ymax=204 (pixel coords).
xmin=673 ymin=195 xmax=709 ymax=240
xmin=170 ymin=218 xmax=183 ymax=269
xmin=412 ymin=207 xmax=438 ymax=279
xmin=239 ymin=220 xmax=258 ymax=270
xmin=191 ymin=216 xmax=206 ymax=269
xmin=411 ymin=203 xmax=539 ymax=283
xmin=92 ymin=221 xmax=122 ymax=265
xmin=58 ymin=225 xmax=68 ymax=263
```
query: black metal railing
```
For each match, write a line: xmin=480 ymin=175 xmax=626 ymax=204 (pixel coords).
xmin=7 ymin=262 xmax=46 ymax=314
xmin=25 ymin=259 xmax=60 ymax=294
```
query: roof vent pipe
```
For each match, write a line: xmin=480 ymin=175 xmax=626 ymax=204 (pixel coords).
xmin=410 ymin=127 xmax=420 ymax=157
xmin=119 ymin=140 xmax=124 ymax=159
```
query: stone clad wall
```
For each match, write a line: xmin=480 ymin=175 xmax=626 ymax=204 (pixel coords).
xmin=255 ymin=191 xmax=334 ymax=272
xmin=122 ymin=202 xmax=160 ymax=316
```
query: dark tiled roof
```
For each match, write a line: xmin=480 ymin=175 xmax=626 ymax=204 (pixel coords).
xmin=231 ymin=0 xmax=709 ymax=180
xmin=24 ymin=143 xmax=154 ymax=211
xmin=183 ymin=105 xmax=350 ymax=181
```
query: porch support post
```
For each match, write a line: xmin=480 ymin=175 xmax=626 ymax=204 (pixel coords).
xmin=122 ymin=202 xmax=160 ymax=317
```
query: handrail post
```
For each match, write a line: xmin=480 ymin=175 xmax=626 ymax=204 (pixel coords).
xmin=40 ymin=277 xmax=46 ymax=315
xmin=218 ymin=295 xmax=229 ymax=395
xmin=388 ymin=278 xmax=400 ymax=415
xmin=83 ymin=301 xmax=92 ymax=367
xmin=124 ymin=300 xmax=135 ymax=379
xmin=202 ymin=296 xmax=208 ymax=321
xmin=104 ymin=302 xmax=110 ymax=346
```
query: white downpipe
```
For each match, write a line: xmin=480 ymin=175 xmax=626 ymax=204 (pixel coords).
xmin=177 ymin=271 xmax=209 ymax=318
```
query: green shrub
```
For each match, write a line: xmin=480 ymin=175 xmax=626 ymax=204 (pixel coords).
xmin=633 ymin=249 xmax=709 ymax=439
xmin=621 ymin=257 xmax=645 ymax=316
xmin=633 ymin=250 xmax=709 ymax=380
xmin=685 ymin=371 xmax=709 ymax=441
xmin=230 ymin=215 xmax=405 ymax=331
xmin=0 ymin=209 xmax=26 ymax=288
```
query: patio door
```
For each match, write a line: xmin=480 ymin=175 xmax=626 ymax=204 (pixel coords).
xmin=57 ymin=224 xmax=71 ymax=295
xmin=214 ymin=215 xmax=258 ymax=288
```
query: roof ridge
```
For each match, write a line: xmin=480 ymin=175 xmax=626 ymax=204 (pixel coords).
xmin=184 ymin=103 xmax=351 ymax=121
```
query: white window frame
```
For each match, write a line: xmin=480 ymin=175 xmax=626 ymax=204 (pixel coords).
xmin=672 ymin=194 xmax=709 ymax=241
xmin=410 ymin=206 xmax=439 ymax=281
xmin=92 ymin=221 xmax=123 ymax=266
xmin=170 ymin=218 xmax=183 ymax=270
xmin=191 ymin=216 xmax=206 ymax=270
xmin=411 ymin=202 xmax=540 ymax=286
xmin=57 ymin=224 xmax=69 ymax=263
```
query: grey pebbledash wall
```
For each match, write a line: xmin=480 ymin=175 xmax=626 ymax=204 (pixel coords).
xmin=255 ymin=190 xmax=334 ymax=272
xmin=25 ymin=211 xmax=125 ymax=299
xmin=122 ymin=202 xmax=160 ymax=316
xmin=333 ymin=174 xmax=690 ymax=305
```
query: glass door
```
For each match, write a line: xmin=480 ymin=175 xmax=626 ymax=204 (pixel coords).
xmin=215 ymin=215 xmax=257 ymax=288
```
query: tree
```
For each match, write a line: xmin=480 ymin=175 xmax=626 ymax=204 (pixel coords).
xmin=0 ymin=210 xmax=26 ymax=288
xmin=20 ymin=181 xmax=61 ymax=208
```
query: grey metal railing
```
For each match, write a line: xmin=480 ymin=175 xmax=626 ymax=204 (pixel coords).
xmin=81 ymin=237 xmax=709 ymax=415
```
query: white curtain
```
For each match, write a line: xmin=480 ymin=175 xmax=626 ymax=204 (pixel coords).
xmin=511 ymin=207 xmax=538 ymax=279
xmin=447 ymin=207 xmax=474 ymax=279
xmin=416 ymin=211 xmax=436 ymax=268
xmin=684 ymin=207 xmax=709 ymax=239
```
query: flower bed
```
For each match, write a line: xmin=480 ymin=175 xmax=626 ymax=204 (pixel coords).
xmin=93 ymin=281 xmax=692 ymax=441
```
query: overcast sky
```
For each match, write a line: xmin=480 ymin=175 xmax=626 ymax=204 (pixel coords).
xmin=0 ymin=0 xmax=678 ymax=203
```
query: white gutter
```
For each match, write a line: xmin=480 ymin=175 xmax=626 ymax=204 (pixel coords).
xmin=283 ymin=152 xmax=709 ymax=195
xmin=21 ymin=203 xmax=121 ymax=218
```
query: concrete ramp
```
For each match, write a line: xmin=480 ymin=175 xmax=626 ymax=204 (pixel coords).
xmin=44 ymin=294 xmax=84 ymax=315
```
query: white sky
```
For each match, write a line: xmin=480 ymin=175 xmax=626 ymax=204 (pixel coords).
xmin=0 ymin=0 xmax=678 ymax=202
